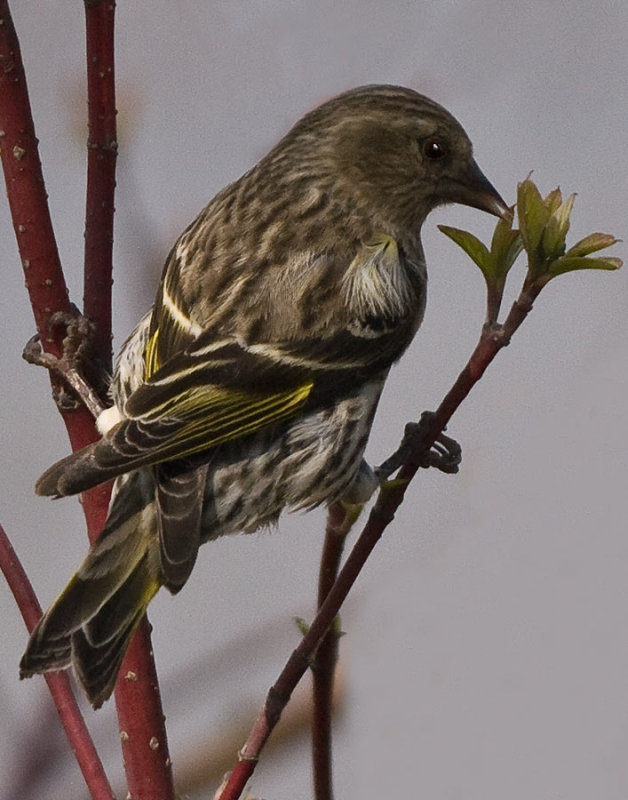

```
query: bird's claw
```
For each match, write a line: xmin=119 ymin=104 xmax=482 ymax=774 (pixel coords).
xmin=22 ymin=313 xmax=106 ymax=418
xmin=374 ymin=411 xmax=462 ymax=481
xmin=420 ymin=425 xmax=461 ymax=474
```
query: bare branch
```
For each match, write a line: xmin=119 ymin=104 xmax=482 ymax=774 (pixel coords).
xmin=0 ymin=0 xmax=73 ymax=350
xmin=81 ymin=4 xmax=175 ymax=797
xmin=84 ymin=0 xmax=117 ymax=374
xmin=0 ymin=0 xmax=106 ymax=540
xmin=113 ymin=619 xmax=175 ymax=800
xmin=311 ymin=503 xmax=354 ymax=800
xmin=215 ymin=274 xmax=545 ymax=800
xmin=0 ymin=5 xmax=176 ymax=799
xmin=0 ymin=522 xmax=115 ymax=800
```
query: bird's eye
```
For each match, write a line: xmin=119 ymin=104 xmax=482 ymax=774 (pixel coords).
xmin=422 ymin=138 xmax=447 ymax=160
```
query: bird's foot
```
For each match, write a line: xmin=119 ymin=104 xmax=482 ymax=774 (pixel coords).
xmin=374 ymin=411 xmax=462 ymax=481
xmin=23 ymin=312 xmax=107 ymax=418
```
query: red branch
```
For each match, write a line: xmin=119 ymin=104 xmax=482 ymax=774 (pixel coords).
xmin=0 ymin=0 xmax=104 ymax=535
xmin=311 ymin=503 xmax=350 ymax=800
xmin=0 ymin=1 xmax=72 ymax=348
xmin=0 ymin=523 xmax=115 ymax=800
xmin=216 ymin=285 xmax=542 ymax=800
xmin=83 ymin=0 xmax=117 ymax=373
xmin=83 ymin=5 xmax=174 ymax=800
xmin=0 ymin=4 xmax=175 ymax=799
xmin=114 ymin=619 xmax=175 ymax=800
xmin=217 ymin=487 xmax=397 ymax=800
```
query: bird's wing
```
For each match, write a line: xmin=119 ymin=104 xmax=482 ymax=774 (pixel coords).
xmin=35 ymin=337 xmax=315 ymax=497
xmin=35 ymin=322 xmax=400 ymax=498
xmin=36 ymin=236 xmax=423 ymax=498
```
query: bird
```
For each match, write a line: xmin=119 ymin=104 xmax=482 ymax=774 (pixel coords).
xmin=20 ymin=84 xmax=509 ymax=707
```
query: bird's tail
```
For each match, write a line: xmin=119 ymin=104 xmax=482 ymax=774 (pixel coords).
xmin=20 ymin=470 xmax=161 ymax=708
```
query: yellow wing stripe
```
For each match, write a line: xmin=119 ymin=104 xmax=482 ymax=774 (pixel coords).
xmin=173 ymin=387 xmax=310 ymax=455
xmin=143 ymin=328 xmax=160 ymax=380
xmin=128 ymin=381 xmax=314 ymax=462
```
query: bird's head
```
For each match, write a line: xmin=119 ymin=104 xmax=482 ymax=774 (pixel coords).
xmin=280 ymin=85 xmax=509 ymax=243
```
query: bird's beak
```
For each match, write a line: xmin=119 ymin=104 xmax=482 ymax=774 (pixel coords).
xmin=445 ymin=159 xmax=511 ymax=220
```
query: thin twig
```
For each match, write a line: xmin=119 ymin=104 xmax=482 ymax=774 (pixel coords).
xmin=215 ymin=278 xmax=543 ymax=800
xmin=216 ymin=482 xmax=398 ymax=800
xmin=0 ymin=522 xmax=115 ymax=800
xmin=311 ymin=503 xmax=353 ymax=800
xmin=83 ymin=0 xmax=117 ymax=375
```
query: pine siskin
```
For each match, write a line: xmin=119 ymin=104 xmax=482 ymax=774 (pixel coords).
xmin=21 ymin=85 xmax=508 ymax=707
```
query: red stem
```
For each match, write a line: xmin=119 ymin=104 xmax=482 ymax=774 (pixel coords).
xmin=113 ymin=618 xmax=175 ymax=800
xmin=83 ymin=0 xmax=117 ymax=373
xmin=0 ymin=6 xmax=174 ymax=800
xmin=0 ymin=0 xmax=72 ymax=349
xmin=217 ymin=490 xmax=398 ymax=800
xmin=81 ymin=4 xmax=175 ymax=797
xmin=311 ymin=503 xmax=349 ymax=800
xmin=216 ymin=289 xmax=541 ymax=799
xmin=0 ymin=523 xmax=115 ymax=800
xmin=0 ymin=0 xmax=105 ymax=537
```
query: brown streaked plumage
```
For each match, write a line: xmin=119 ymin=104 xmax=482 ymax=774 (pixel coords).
xmin=22 ymin=85 xmax=508 ymax=706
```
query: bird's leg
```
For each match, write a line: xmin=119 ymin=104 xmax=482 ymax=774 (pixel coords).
xmin=374 ymin=411 xmax=462 ymax=482
xmin=23 ymin=311 xmax=107 ymax=419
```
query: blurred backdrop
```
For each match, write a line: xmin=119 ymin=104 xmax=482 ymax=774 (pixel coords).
xmin=1 ymin=2 xmax=627 ymax=798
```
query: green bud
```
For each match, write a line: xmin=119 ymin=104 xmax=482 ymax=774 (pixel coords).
xmin=441 ymin=175 xmax=620 ymax=327
xmin=541 ymin=193 xmax=575 ymax=261
xmin=489 ymin=213 xmax=523 ymax=283
xmin=516 ymin=176 xmax=622 ymax=281
xmin=293 ymin=616 xmax=310 ymax=636
xmin=543 ymin=187 xmax=564 ymax=215
xmin=516 ymin=177 xmax=551 ymax=271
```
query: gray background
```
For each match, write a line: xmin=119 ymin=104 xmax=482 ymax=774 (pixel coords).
xmin=1 ymin=2 xmax=626 ymax=798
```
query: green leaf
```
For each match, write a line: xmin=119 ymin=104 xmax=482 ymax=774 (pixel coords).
xmin=438 ymin=225 xmax=492 ymax=275
xmin=548 ymin=255 xmax=622 ymax=277
xmin=517 ymin=177 xmax=551 ymax=260
xmin=541 ymin=193 xmax=575 ymax=260
xmin=439 ymin=175 xmax=621 ymax=302
xmin=490 ymin=215 xmax=523 ymax=281
xmin=565 ymin=232 xmax=621 ymax=257
xmin=544 ymin=187 xmax=563 ymax=214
